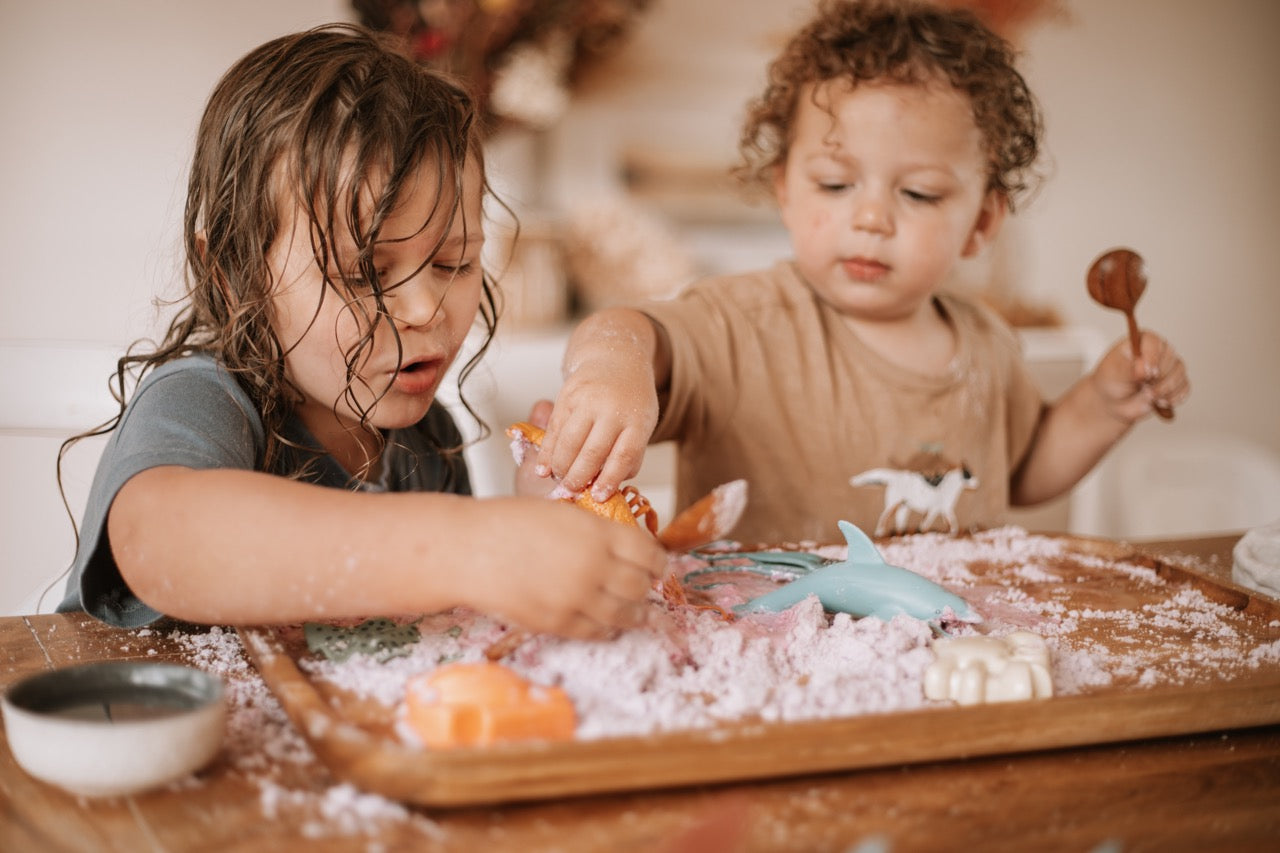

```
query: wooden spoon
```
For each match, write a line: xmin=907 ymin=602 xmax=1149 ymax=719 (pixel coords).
xmin=1086 ymin=247 xmax=1174 ymax=420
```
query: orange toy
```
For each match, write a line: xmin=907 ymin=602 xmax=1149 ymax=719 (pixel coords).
xmin=507 ymin=421 xmax=658 ymax=533
xmin=403 ymin=662 xmax=576 ymax=749
xmin=503 ymin=420 xmax=740 ymax=628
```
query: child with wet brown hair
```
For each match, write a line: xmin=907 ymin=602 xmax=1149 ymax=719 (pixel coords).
xmin=57 ymin=24 xmax=665 ymax=631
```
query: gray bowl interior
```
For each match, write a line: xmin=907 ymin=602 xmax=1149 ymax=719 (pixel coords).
xmin=4 ymin=662 xmax=223 ymax=723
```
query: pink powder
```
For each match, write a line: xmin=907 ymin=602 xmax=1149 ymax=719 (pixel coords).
xmin=164 ymin=527 xmax=1280 ymax=832
xmin=299 ymin=527 xmax=1278 ymax=741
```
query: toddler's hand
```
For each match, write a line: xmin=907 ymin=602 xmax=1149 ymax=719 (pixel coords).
xmin=1092 ymin=331 xmax=1190 ymax=424
xmin=537 ymin=357 xmax=659 ymax=502
xmin=466 ymin=498 xmax=668 ymax=639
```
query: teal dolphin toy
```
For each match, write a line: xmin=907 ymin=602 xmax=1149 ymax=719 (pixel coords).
xmin=734 ymin=520 xmax=981 ymax=628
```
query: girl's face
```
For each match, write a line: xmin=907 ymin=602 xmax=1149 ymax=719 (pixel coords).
xmin=266 ymin=156 xmax=485 ymax=461
xmin=774 ymin=80 xmax=1005 ymax=324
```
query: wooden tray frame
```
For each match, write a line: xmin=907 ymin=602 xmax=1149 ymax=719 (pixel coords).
xmin=239 ymin=538 xmax=1280 ymax=807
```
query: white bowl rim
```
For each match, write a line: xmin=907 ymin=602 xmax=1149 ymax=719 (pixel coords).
xmin=2 ymin=660 xmax=224 ymax=720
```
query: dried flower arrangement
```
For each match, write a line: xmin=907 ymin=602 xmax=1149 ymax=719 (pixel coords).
xmin=350 ymin=0 xmax=653 ymax=131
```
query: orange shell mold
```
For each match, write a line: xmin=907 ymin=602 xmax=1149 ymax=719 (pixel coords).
xmin=403 ymin=662 xmax=576 ymax=749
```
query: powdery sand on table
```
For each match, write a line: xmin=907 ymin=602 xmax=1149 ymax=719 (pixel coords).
xmin=166 ymin=526 xmax=1280 ymax=839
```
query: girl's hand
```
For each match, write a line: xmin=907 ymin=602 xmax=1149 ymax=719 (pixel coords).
xmin=463 ymin=498 xmax=668 ymax=639
xmin=1091 ymin=330 xmax=1190 ymax=424
xmin=537 ymin=353 xmax=659 ymax=503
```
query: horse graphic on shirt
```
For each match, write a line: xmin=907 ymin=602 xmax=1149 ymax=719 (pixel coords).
xmin=850 ymin=463 xmax=978 ymax=536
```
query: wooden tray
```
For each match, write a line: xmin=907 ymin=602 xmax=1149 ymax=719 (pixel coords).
xmin=239 ymin=535 xmax=1280 ymax=807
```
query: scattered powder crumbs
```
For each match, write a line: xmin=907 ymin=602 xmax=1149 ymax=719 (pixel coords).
xmin=259 ymin=781 xmax=443 ymax=841
xmin=163 ymin=527 xmax=1280 ymax=833
xmin=1011 ymin=562 xmax=1062 ymax=583
xmin=169 ymin=626 xmax=437 ymax=841
xmin=1250 ymin=640 xmax=1280 ymax=665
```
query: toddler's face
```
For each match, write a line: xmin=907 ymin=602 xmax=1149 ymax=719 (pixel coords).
xmin=266 ymin=156 xmax=485 ymax=455
xmin=774 ymin=79 xmax=1004 ymax=324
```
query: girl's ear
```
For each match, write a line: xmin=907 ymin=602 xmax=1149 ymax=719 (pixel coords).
xmin=961 ymin=189 xmax=1008 ymax=258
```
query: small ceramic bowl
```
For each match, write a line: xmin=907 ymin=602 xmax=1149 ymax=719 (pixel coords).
xmin=2 ymin=661 xmax=226 ymax=797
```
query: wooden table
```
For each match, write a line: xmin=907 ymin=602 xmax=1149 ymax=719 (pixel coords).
xmin=3 ymin=533 xmax=1279 ymax=851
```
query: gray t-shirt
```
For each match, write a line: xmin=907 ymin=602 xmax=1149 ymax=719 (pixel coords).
xmin=58 ymin=353 xmax=471 ymax=627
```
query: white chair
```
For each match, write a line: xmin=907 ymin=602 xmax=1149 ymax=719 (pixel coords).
xmin=1091 ymin=427 xmax=1280 ymax=540
xmin=0 ymin=341 xmax=123 ymax=615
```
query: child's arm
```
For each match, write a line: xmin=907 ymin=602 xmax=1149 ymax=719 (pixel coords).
xmin=536 ymin=308 xmax=672 ymax=502
xmin=108 ymin=465 xmax=667 ymax=635
xmin=1010 ymin=331 xmax=1189 ymax=505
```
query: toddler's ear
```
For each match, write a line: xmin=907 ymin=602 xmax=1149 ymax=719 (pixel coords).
xmin=770 ymin=163 xmax=789 ymax=206
xmin=961 ymin=190 xmax=1008 ymax=258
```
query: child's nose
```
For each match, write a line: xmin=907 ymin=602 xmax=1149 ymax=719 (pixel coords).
xmin=387 ymin=275 xmax=447 ymax=330
xmin=851 ymin=191 xmax=893 ymax=235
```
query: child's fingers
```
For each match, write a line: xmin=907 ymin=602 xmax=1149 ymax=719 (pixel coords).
xmin=558 ymin=422 xmax=622 ymax=495
xmin=514 ymin=450 xmax=557 ymax=497
xmin=1134 ymin=333 xmax=1189 ymax=411
xmin=602 ymin=566 xmax=659 ymax=604
xmin=593 ymin=432 xmax=648 ymax=501
xmin=1132 ymin=331 xmax=1174 ymax=381
xmin=580 ymin=591 xmax=649 ymax=632
xmin=526 ymin=398 xmax=553 ymax=429
xmin=542 ymin=588 xmax=647 ymax=639
xmin=606 ymin=534 xmax=668 ymax=587
xmin=1099 ymin=332 xmax=1189 ymax=422
xmin=605 ymin=522 xmax=670 ymax=581
xmin=547 ymin=611 xmax=613 ymax=640
xmin=1148 ymin=359 xmax=1190 ymax=412
xmin=1127 ymin=333 xmax=1154 ymax=382
xmin=567 ymin=532 xmax=667 ymax=635
xmin=535 ymin=410 xmax=588 ymax=479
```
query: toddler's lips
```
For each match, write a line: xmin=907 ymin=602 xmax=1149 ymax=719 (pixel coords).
xmin=392 ymin=358 xmax=442 ymax=395
xmin=842 ymin=257 xmax=890 ymax=282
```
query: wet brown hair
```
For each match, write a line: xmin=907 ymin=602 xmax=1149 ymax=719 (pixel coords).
xmin=737 ymin=0 xmax=1043 ymax=209
xmin=60 ymin=23 xmax=501 ymax=495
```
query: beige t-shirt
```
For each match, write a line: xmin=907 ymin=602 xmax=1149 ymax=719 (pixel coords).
xmin=643 ymin=261 xmax=1045 ymax=544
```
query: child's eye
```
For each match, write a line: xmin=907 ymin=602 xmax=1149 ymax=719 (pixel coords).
xmin=329 ymin=270 xmax=364 ymax=287
xmin=334 ymin=268 xmax=389 ymax=294
xmin=432 ymin=261 xmax=475 ymax=276
xmin=344 ymin=273 xmax=380 ymax=291
xmin=903 ymin=189 xmax=943 ymax=204
xmin=817 ymin=182 xmax=850 ymax=193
